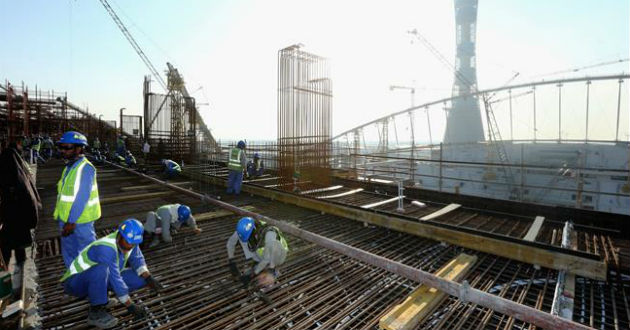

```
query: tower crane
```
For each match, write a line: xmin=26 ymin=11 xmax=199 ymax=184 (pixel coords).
xmin=98 ymin=0 xmax=167 ymax=92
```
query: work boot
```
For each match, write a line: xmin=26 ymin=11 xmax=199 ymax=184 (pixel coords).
xmin=87 ymin=304 xmax=118 ymax=329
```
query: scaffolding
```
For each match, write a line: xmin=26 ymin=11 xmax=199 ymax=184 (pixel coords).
xmin=0 ymin=81 xmax=120 ymax=147
xmin=144 ymin=63 xmax=220 ymax=163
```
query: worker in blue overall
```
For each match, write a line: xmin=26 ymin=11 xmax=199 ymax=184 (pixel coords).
xmin=227 ymin=217 xmax=289 ymax=292
xmin=246 ymin=153 xmax=264 ymax=178
xmin=162 ymin=159 xmax=181 ymax=179
xmin=61 ymin=219 xmax=163 ymax=329
xmin=226 ymin=140 xmax=247 ymax=195
xmin=54 ymin=131 xmax=102 ymax=268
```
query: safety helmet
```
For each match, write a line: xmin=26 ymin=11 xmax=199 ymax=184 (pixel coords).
xmin=57 ymin=131 xmax=88 ymax=147
xmin=236 ymin=217 xmax=255 ymax=242
xmin=253 ymin=153 xmax=260 ymax=159
xmin=177 ymin=205 xmax=191 ymax=222
xmin=237 ymin=140 xmax=246 ymax=149
xmin=118 ymin=218 xmax=144 ymax=245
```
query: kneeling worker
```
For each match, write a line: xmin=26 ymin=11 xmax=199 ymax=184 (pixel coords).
xmin=226 ymin=217 xmax=289 ymax=291
xmin=145 ymin=204 xmax=201 ymax=247
xmin=60 ymin=219 xmax=163 ymax=329
xmin=161 ymin=159 xmax=181 ymax=179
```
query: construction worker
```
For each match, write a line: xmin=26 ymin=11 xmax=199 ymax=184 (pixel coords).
xmin=227 ymin=217 xmax=288 ymax=291
xmin=42 ymin=135 xmax=54 ymax=160
xmin=54 ymin=131 xmax=101 ymax=268
xmin=246 ymin=153 xmax=264 ymax=178
xmin=30 ymin=135 xmax=45 ymax=164
xmin=144 ymin=204 xmax=201 ymax=247
xmin=226 ymin=140 xmax=247 ymax=195
xmin=116 ymin=135 xmax=126 ymax=156
xmin=61 ymin=218 xmax=162 ymax=329
xmin=162 ymin=159 xmax=181 ymax=179
xmin=125 ymin=150 xmax=137 ymax=168
xmin=93 ymin=137 xmax=101 ymax=151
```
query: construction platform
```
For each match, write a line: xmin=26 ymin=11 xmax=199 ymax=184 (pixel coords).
xmin=10 ymin=160 xmax=630 ymax=329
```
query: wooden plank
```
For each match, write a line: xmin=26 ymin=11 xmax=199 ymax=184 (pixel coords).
xmin=120 ymin=181 xmax=192 ymax=192
xmin=317 ymin=188 xmax=363 ymax=199
xmin=183 ymin=171 xmax=607 ymax=280
xmin=194 ymin=205 xmax=256 ymax=221
xmin=264 ymin=181 xmax=311 ymax=188
xmin=380 ymin=253 xmax=477 ymax=330
xmin=300 ymin=185 xmax=343 ymax=195
xmin=244 ymin=176 xmax=281 ymax=183
xmin=100 ymin=191 xmax=174 ymax=205
xmin=419 ymin=203 xmax=461 ymax=221
xmin=523 ymin=216 xmax=545 ymax=241
xmin=361 ymin=196 xmax=404 ymax=209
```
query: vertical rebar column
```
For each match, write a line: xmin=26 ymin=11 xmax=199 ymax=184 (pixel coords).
xmin=277 ymin=44 xmax=332 ymax=188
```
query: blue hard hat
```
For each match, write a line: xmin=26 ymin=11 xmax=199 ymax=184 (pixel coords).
xmin=177 ymin=205 xmax=191 ymax=222
xmin=237 ymin=140 xmax=246 ymax=149
xmin=118 ymin=218 xmax=144 ymax=245
xmin=254 ymin=153 xmax=260 ymax=158
xmin=236 ymin=217 xmax=255 ymax=242
xmin=57 ymin=131 xmax=88 ymax=147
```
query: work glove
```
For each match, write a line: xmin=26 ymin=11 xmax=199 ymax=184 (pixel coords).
xmin=126 ymin=303 xmax=148 ymax=320
xmin=228 ymin=259 xmax=240 ymax=279
xmin=61 ymin=223 xmax=76 ymax=237
xmin=146 ymin=275 xmax=164 ymax=293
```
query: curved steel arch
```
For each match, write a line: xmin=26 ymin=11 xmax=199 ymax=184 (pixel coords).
xmin=333 ymin=74 xmax=629 ymax=140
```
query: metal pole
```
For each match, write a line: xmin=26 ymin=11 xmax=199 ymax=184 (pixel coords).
xmin=409 ymin=112 xmax=415 ymax=183
xmin=509 ymin=89 xmax=513 ymax=140
xmin=585 ymin=81 xmax=591 ymax=142
xmin=439 ymin=142 xmax=443 ymax=192
xmin=615 ymin=79 xmax=623 ymax=141
xmin=426 ymin=106 xmax=433 ymax=146
xmin=119 ymin=107 xmax=126 ymax=135
xmin=557 ymin=83 xmax=563 ymax=141
xmin=106 ymin=160 xmax=597 ymax=330
xmin=532 ymin=86 xmax=537 ymax=141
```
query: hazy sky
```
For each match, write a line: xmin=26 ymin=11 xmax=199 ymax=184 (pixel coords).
xmin=1 ymin=0 xmax=628 ymax=140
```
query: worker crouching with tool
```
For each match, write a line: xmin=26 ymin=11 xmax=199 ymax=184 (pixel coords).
xmin=60 ymin=219 xmax=163 ymax=329
xmin=226 ymin=217 xmax=289 ymax=303
xmin=144 ymin=204 xmax=201 ymax=247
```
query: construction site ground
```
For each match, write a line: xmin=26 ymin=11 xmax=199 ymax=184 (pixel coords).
xmin=16 ymin=160 xmax=630 ymax=330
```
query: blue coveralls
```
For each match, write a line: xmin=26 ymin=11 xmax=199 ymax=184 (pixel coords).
xmin=58 ymin=157 xmax=97 ymax=268
xmin=63 ymin=244 xmax=148 ymax=306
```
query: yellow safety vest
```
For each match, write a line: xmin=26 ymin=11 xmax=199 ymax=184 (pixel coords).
xmin=53 ymin=157 xmax=101 ymax=223
xmin=227 ymin=148 xmax=244 ymax=171
xmin=60 ymin=232 xmax=130 ymax=281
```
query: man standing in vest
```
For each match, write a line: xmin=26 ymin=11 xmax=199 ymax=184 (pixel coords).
xmin=226 ymin=140 xmax=247 ymax=195
xmin=61 ymin=219 xmax=162 ymax=328
xmin=144 ymin=203 xmax=201 ymax=247
xmin=54 ymin=131 xmax=101 ymax=268
xmin=226 ymin=217 xmax=289 ymax=293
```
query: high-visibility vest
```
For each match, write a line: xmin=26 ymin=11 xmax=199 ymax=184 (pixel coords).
xmin=227 ymin=148 xmax=244 ymax=171
xmin=60 ymin=232 xmax=130 ymax=282
xmin=53 ymin=157 xmax=101 ymax=223
xmin=254 ymin=159 xmax=262 ymax=171
xmin=254 ymin=224 xmax=289 ymax=258
xmin=93 ymin=140 xmax=101 ymax=149
xmin=31 ymin=139 xmax=41 ymax=151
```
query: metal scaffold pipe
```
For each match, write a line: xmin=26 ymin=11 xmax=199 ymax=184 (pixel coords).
xmin=104 ymin=160 xmax=596 ymax=330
